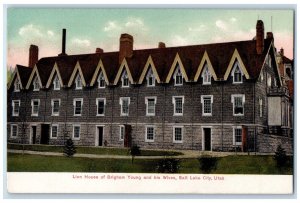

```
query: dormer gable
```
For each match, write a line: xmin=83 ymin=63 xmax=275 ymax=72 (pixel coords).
xmin=166 ymin=53 xmax=188 ymax=84
xmin=194 ymin=51 xmax=217 ymax=83
xmin=138 ymin=55 xmax=161 ymax=85
xmin=113 ymin=58 xmax=134 ymax=86
xmin=67 ymin=62 xmax=86 ymax=89
xmin=26 ymin=65 xmax=43 ymax=90
xmin=46 ymin=62 xmax=63 ymax=89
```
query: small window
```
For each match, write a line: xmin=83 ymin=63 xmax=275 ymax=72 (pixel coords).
xmin=73 ymin=125 xmax=80 ymax=140
xmin=75 ymin=74 xmax=82 ymax=90
xmin=232 ymin=62 xmax=243 ymax=84
xmin=231 ymin=95 xmax=245 ymax=116
xmin=120 ymin=125 xmax=125 ymax=141
xmin=51 ymin=99 xmax=60 ymax=116
xmin=267 ymin=74 xmax=272 ymax=87
xmin=267 ymin=54 xmax=272 ymax=67
xmin=11 ymin=124 xmax=18 ymax=138
xmin=73 ymin=98 xmax=83 ymax=116
xmin=201 ymin=95 xmax=213 ymax=116
xmin=53 ymin=75 xmax=60 ymax=90
xmin=51 ymin=124 xmax=58 ymax=139
xmin=12 ymin=100 xmax=20 ymax=117
xmin=259 ymin=98 xmax=263 ymax=117
xmin=146 ymin=68 xmax=155 ymax=87
xmin=145 ymin=126 xmax=155 ymax=142
xmin=31 ymin=99 xmax=40 ymax=116
xmin=173 ymin=126 xmax=183 ymax=143
xmin=202 ymin=65 xmax=211 ymax=85
xmin=233 ymin=127 xmax=242 ymax=145
xmin=174 ymin=64 xmax=183 ymax=86
xmin=121 ymin=70 xmax=129 ymax=87
xmin=120 ymin=97 xmax=130 ymax=116
xmin=172 ymin=96 xmax=184 ymax=116
xmin=98 ymin=72 xmax=106 ymax=88
xmin=273 ymin=78 xmax=277 ymax=87
xmin=14 ymin=79 xmax=21 ymax=92
xmin=33 ymin=76 xmax=40 ymax=91
xmin=96 ymin=98 xmax=106 ymax=116
xmin=145 ymin=97 xmax=156 ymax=116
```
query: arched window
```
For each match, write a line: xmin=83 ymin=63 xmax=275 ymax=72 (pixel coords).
xmin=33 ymin=76 xmax=40 ymax=91
xmin=121 ymin=70 xmax=129 ymax=87
xmin=146 ymin=67 xmax=155 ymax=87
xmin=53 ymin=75 xmax=60 ymax=90
xmin=232 ymin=62 xmax=243 ymax=84
xmin=98 ymin=72 xmax=105 ymax=88
xmin=174 ymin=64 xmax=183 ymax=86
xmin=14 ymin=79 xmax=20 ymax=92
xmin=75 ymin=74 xmax=82 ymax=89
xmin=202 ymin=64 xmax=211 ymax=85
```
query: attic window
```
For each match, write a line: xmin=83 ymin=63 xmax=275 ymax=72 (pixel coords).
xmin=174 ymin=64 xmax=183 ymax=86
xmin=33 ymin=76 xmax=40 ymax=91
xmin=202 ymin=64 xmax=211 ymax=85
xmin=146 ymin=67 xmax=155 ymax=87
xmin=14 ymin=79 xmax=21 ymax=92
xmin=121 ymin=70 xmax=129 ymax=87
xmin=232 ymin=62 xmax=243 ymax=84
xmin=266 ymin=54 xmax=272 ymax=67
xmin=53 ymin=75 xmax=60 ymax=90
xmin=75 ymin=74 xmax=82 ymax=90
xmin=98 ymin=72 xmax=105 ymax=88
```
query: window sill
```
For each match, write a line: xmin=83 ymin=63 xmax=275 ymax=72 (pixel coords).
xmin=12 ymin=115 xmax=19 ymax=117
xmin=50 ymin=137 xmax=58 ymax=139
xmin=173 ymin=141 xmax=183 ymax=144
xmin=145 ymin=140 xmax=154 ymax=143
xmin=146 ymin=114 xmax=155 ymax=116
xmin=173 ymin=114 xmax=183 ymax=116
xmin=202 ymin=114 xmax=212 ymax=116
xmin=72 ymin=137 xmax=80 ymax=141
xmin=96 ymin=114 xmax=105 ymax=116
xmin=31 ymin=114 xmax=38 ymax=117
xmin=74 ymin=114 xmax=82 ymax=116
xmin=233 ymin=114 xmax=244 ymax=116
xmin=52 ymin=114 xmax=59 ymax=116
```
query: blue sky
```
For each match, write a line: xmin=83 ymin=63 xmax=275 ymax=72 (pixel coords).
xmin=7 ymin=8 xmax=294 ymax=68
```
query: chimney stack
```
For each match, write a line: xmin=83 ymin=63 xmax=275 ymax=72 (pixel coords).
xmin=158 ymin=42 xmax=166 ymax=48
xmin=266 ymin=32 xmax=274 ymax=42
xmin=95 ymin=48 xmax=104 ymax=53
xmin=256 ymin=20 xmax=264 ymax=55
xmin=119 ymin=33 xmax=133 ymax=64
xmin=280 ymin=48 xmax=284 ymax=56
xmin=59 ymin=29 xmax=67 ymax=56
xmin=29 ymin=44 xmax=39 ymax=68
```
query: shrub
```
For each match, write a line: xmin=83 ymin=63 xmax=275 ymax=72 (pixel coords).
xmin=63 ymin=138 xmax=76 ymax=157
xmin=129 ymin=145 xmax=141 ymax=164
xmin=156 ymin=158 xmax=180 ymax=173
xmin=274 ymin=145 xmax=287 ymax=168
xmin=198 ymin=156 xmax=218 ymax=173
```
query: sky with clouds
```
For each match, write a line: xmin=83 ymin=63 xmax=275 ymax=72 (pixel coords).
xmin=7 ymin=8 xmax=294 ymax=69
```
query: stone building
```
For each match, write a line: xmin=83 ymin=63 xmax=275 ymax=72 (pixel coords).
xmin=7 ymin=20 xmax=293 ymax=152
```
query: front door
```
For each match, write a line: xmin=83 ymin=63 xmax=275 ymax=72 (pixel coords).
xmin=31 ymin=126 xmax=37 ymax=144
xmin=97 ymin=126 xmax=103 ymax=146
xmin=40 ymin=124 xmax=50 ymax=145
xmin=203 ymin=128 xmax=211 ymax=151
xmin=124 ymin=124 xmax=132 ymax=148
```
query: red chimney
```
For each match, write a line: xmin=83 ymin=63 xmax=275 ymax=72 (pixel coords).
xmin=158 ymin=42 xmax=166 ymax=48
xmin=95 ymin=48 xmax=104 ymax=53
xmin=119 ymin=33 xmax=133 ymax=64
xmin=28 ymin=44 xmax=38 ymax=68
xmin=256 ymin=20 xmax=264 ymax=55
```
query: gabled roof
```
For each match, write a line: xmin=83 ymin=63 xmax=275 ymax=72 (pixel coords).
xmin=8 ymin=65 xmax=32 ymax=90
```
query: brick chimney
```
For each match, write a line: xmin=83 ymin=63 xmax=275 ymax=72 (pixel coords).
xmin=158 ymin=42 xmax=166 ymax=48
xmin=119 ymin=33 xmax=133 ymax=64
xmin=28 ymin=44 xmax=38 ymax=68
xmin=256 ymin=20 xmax=264 ymax=55
xmin=95 ymin=48 xmax=104 ymax=53
xmin=280 ymin=48 xmax=284 ymax=56
xmin=58 ymin=29 xmax=67 ymax=56
xmin=266 ymin=32 xmax=274 ymax=42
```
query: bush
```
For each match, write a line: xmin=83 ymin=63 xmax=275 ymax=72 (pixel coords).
xmin=63 ymin=138 xmax=76 ymax=157
xmin=156 ymin=158 xmax=180 ymax=173
xmin=274 ymin=145 xmax=287 ymax=168
xmin=198 ymin=156 xmax=218 ymax=173
xmin=129 ymin=145 xmax=141 ymax=164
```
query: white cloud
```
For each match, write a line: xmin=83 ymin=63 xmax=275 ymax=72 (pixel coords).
xmin=230 ymin=17 xmax=237 ymax=23
xmin=19 ymin=24 xmax=43 ymax=37
xmin=125 ymin=17 xmax=144 ymax=28
xmin=215 ymin=20 xmax=228 ymax=30
xmin=169 ymin=35 xmax=189 ymax=46
xmin=188 ymin=24 xmax=207 ymax=32
xmin=71 ymin=38 xmax=91 ymax=47
xmin=104 ymin=21 xmax=118 ymax=32
xmin=47 ymin=30 xmax=54 ymax=37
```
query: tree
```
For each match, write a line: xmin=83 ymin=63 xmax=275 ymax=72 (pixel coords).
xmin=63 ymin=138 xmax=76 ymax=157
xmin=129 ymin=145 xmax=141 ymax=164
xmin=198 ymin=156 xmax=218 ymax=174
xmin=274 ymin=144 xmax=287 ymax=168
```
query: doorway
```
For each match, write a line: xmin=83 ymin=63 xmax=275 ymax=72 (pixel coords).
xmin=40 ymin=124 xmax=50 ymax=144
xmin=203 ymin=128 xmax=211 ymax=151
xmin=31 ymin=126 xmax=37 ymax=144
xmin=97 ymin=126 xmax=104 ymax=146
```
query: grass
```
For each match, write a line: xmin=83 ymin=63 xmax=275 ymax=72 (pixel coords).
xmin=7 ymin=153 xmax=293 ymax=174
xmin=7 ymin=143 xmax=183 ymax=156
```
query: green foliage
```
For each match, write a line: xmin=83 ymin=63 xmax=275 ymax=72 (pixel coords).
xmin=156 ymin=158 xmax=180 ymax=173
xmin=129 ymin=145 xmax=141 ymax=164
xmin=63 ymin=139 xmax=76 ymax=157
xmin=197 ymin=156 xmax=218 ymax=173
xmin=274 ymin=145 xmax=287 ymax=168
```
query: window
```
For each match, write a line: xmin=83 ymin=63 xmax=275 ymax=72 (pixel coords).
xmin=172 ymin=96 xmax=184 ymax=116
xmin=11 ymin=124 xmax=18 ymax=138
xmin=259 ymin=71 xmax=264 ymax=82
xmin=51 ymin=124 xmax=58 ymax=139
xmin=121 ymin=70 xmax=129 ymax=87
xmin=145 ymin=126 xmax=155 ymax=142
xmin=266 ymin=54 xmax=272 ymax=67
xmin=202 ymin=65 xmax=211 ymax=85
xmin=73 ymin=125 xmax=80 ymax=140
xmin=31 ymin=99 xmax=40 ymax=116
xmin=233 ymin=127 xmax=242 ymax=145
xmin=33 ymin=76 xmax=40 ymax=91
xmin=146 ymin=68 xmax=155 ymax=87
xmin=174 ymin=64 xmax=183 ymax=86
xmin=231 ymin=94 xmax=245 ymax=116
xmin=120 ymin=97 xmax=130 ymax=116
xmin=51 ymin=99 xmax=60 ymax=116
xmin=75 ymin=74 xmax=82 ymax=89
xmin=145 ymin=97 xmax=156 ymax=116
xmin=259 ymin=98 xmax=263 ymax=117
xmin=12 ymin=100 xmax=20 ymax=117
xmin=53 ymin=75 xmax=60 ymax=90
xmin=120 ymin=125 xmax=125 ymax=141
xmin=201 ymin=95 xmax=213 ymax=116
xmin=173 ymin=126 xmax=183 ymax=143
xmin=232 ymin=62 xmax=243 ymax=84
xmin=96 ymin=98 xmax=106 ymax=116
xmin=267 ymin=74 xmax=272 ymax=87
xmin=98 ymin=72 xmax=106 ymax=88
xmin=273 ymin=78 xmax=277 ymax=87
xmin=14 ymin=79 xmax=20 ymax=92
xmin=73 ymin=98 xmax=83 ymax=116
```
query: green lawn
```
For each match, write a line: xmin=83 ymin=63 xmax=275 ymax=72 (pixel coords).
xmin=7 ymin=144 xmax=183 ymax=156
xmin=7 ymin=153 xmax=293 ymax=174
